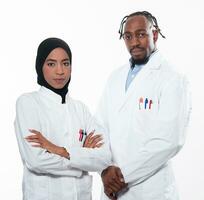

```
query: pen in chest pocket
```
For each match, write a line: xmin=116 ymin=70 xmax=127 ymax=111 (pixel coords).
xmin=139 ymin=97 xmax=143 ymax=110
xmin=78 ymin=129 xmax=87 ymax=142
xmin=145 ymin=98 xmax=148 ymax=109
xmin=149 ymin=99 xmax=153 ymax=109
xmin=138 ymin=97 xmax=153 ymax=110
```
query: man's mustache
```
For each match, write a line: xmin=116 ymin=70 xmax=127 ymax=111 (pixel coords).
xmin=130 ymin=46 xmax=144 ymax=53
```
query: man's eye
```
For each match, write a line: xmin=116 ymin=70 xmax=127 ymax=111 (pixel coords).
xmin=123 ymin=34 xmax=132 ymax=40
xmin=47 ymin=62 xmax=55 ymax=67
xmin=137 ymin=33 xmax=146 ymax=38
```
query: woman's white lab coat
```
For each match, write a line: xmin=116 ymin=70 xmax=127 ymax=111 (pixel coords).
xmin=96 ymin=51 xmax=191 ymax=200
xmin=14 ymin=87 xmax=111 ymax=200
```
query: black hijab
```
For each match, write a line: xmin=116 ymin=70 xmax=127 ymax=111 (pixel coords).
xmin=35 ymin=37 xmax=72 ymax=103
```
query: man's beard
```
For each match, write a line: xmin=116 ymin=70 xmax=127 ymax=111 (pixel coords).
xmin=132 ymin=56 xmax=150 ymax=65
xmin=130 ymin=48 xmax=156 ymax=66
xmin=129 ymin=46 xmax=150 ymax=65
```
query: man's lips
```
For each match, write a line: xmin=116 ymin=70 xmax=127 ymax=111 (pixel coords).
xmin=130 ymin=47 xmax=144 ymax=54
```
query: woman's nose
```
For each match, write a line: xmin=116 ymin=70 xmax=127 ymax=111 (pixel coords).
xmin=56 ymin=64 xmax=64 ymax=74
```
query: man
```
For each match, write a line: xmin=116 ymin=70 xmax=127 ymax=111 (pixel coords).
xmin=96 ymin=11 xmax=191 ymax=200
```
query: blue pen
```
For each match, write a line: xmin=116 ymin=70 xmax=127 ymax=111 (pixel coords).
xmin=145 ymin=98 xmax=148 ymax=109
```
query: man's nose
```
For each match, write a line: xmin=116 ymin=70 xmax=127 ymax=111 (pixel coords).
xmin=130 ymin=35 xmax=140 ymax=46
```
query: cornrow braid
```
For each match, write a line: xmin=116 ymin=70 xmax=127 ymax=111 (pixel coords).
xmin=118 ymin=11 xmax=166 ymax=39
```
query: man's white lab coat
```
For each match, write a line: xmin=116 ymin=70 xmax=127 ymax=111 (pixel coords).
xmin=96 ymin=51 xmax=191 ymax=200
xmin=15 ymin=87 xmax=111 ymax=200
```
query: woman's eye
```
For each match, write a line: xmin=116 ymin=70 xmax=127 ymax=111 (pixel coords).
xmin=63 ymin=62 xmax=70 ymax=67
xmin=47 ymin=62 xmax=55 ymax=67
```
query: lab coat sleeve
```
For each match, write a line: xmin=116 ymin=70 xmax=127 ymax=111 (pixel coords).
xmin=14 ymin=94 xmax=82 ymax=177
xmin=94 ymin=82 xmax=115 ymax=174
xmin=121 ymin=75 xmax=192 ymax=186
xmin=68 ymin=104 xmax=112 ymax=172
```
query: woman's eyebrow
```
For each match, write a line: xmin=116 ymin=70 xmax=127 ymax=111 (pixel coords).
xmin=61 ymin=58 xmax=69 ymax=62
xmin=45 ymin=59 xmax=57 ymax=62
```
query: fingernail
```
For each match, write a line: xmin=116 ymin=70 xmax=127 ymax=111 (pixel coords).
xmin=120 ymin=178 xmax=125 ymax=182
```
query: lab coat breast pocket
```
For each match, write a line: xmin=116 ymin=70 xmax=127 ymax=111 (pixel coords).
xmin=131 ymin=95 xmax=160 ymax=137
xmin=135 ymin=94 xmax=160 ymax=120
xmin=66 ymin=112 xmax=87 ymax=147
xmin=137 ymin=95 xmax=159 ymax=114
xmin=66 ymin=127 xmax=87 ymax=148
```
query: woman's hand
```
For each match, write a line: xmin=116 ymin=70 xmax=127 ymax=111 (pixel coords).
xmin=25 ymin=129 xmax=69 ymax=158
xmin=83 ymin=131 xmax=103 ymax=148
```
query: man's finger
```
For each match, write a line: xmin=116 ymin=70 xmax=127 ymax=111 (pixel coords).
xmin=105 ymin=189 xmax=117 ymax=200
xmin=110 ymin=192 xmax=117 ymax=200
xmin=107 ymin=184 xmax=119 ymax=194
xmin=109 ymin=179 xmax=124 ymax=192
xmin=115 ymin=168 xmax=125 ymax=183
xmin=104 ymin=189 xmax=114 ymax=199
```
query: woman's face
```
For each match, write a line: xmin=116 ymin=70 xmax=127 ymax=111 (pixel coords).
xmin=42 ymin=47 xmax=71 ymax=89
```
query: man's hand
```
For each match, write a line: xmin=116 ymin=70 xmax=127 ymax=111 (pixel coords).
xmin=101 ymin=166 xmax=128 ymax=199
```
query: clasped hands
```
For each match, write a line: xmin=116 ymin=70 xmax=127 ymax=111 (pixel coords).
xmin=101 ymin=166 xmax=128 ymax=200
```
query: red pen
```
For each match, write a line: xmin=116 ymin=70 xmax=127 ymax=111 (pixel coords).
xmin=149 ymin=99 xmax=153 ymax=109
xmin=139 ymin=97 xmax=143 ymax=110
xmin=79 ymin=129 xmax=83 ymax=141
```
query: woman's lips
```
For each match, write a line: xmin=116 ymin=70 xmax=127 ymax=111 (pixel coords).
xmin=53 ymin=79 xmax=65 ymax=84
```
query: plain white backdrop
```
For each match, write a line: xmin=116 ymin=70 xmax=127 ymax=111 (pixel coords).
xmin=0 ymin=0 xmax=203 ymax=199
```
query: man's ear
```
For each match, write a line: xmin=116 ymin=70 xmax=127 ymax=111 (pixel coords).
xmin=153 ymin=30 xmax=159 ymax=43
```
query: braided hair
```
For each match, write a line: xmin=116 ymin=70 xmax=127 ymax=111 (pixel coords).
xmin=118 ymin=11 xmax=166 ymax=39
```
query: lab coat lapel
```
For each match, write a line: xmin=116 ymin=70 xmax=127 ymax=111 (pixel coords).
xmin=118 ymin=51 xmax=163 ymax=111
xmin=113 ymin=65 xmax=130 ymax=109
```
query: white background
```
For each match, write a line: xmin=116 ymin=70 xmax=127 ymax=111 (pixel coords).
xmin=0 ymin=0 xmax=203 ymax=199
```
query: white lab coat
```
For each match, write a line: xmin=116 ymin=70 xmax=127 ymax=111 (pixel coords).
xmin=96 ymin=51 xmax=191 ymax=200
xmin=14 ymin=86 xmax=111 ymax=200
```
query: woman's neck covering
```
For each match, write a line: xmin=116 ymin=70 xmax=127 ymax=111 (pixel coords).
xmin=35 ymin=37 xmax=72 ymax=103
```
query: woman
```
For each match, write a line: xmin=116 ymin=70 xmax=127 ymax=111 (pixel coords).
xmin=14 ymin=37 xmax=111 ymax=200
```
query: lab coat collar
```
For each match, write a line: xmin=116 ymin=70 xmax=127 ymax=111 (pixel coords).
xmin=39 ymin=86 xmax=69 ymax=104
xmin=128 ymin=50 xmax=162 ymax=71
xmin=143 ymin=50 xmax=164 ymax=70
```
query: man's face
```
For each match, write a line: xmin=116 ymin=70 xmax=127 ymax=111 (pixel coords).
xmin=123 ymin=15 xmax=158 ymax=64
xmin=42 ymin=48 xmax=71 ymax=89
